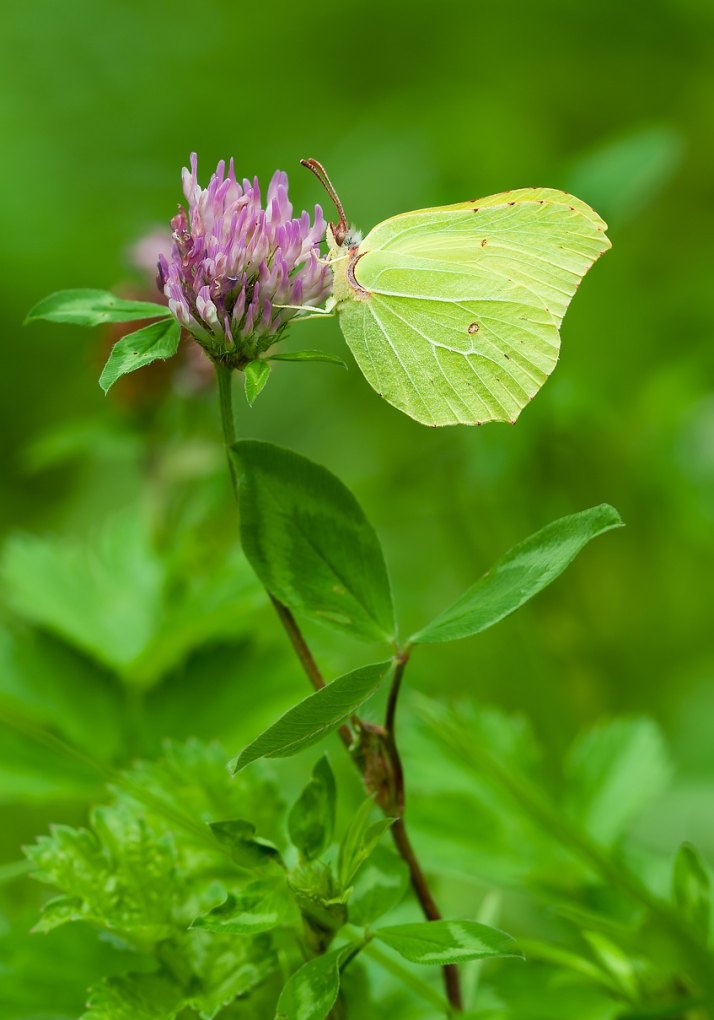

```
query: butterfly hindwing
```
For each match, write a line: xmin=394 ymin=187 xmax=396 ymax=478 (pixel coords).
xmin=333 ymin=188 xmax=610 ymax=427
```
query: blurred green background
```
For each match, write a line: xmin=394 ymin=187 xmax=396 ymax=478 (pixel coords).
xmin=1 ymin=0 xmax=714 ymax=1013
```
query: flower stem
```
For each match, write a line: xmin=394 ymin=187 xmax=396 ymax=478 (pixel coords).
xmin=384 ymin=652 xmax=463 ymax=1011
xmin=213 ymin=362 xmax=461 ymax=1010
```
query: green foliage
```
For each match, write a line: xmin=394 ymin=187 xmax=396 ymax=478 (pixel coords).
xmin=25 ymin=289 xmax=171 ymax=327
xmin=415 ymin=697 xmax=714 ymax=1014
xmin=348 ymin=845 xmax=409 ymax=926
xmin=374 ymin=920 xmax=522 ymax=965
xmin=23 ymin=740 xmax=286 ymax=1019
xmin=230 ymin=441 xmax=395 ymax=642
xmin=191 ymin=880 xmax=295 ymax=935
xmin=274 ymin=945 xmax=353 ymax=1020
xmin=411 ymin=505 xmax=623 ymax=644
xmin=672 ymin=842 xmax=711 ymax=943
xmin=288 ymin=756 xmax=337 ymax=860
xmin=230 ymin=662 xmax=391 ymax=772
xmin=337 ymin=797 xmax=395 ymax=889
xmin=565 ymin=717 xmax=672 ymax=847
xmin=209 ymin=820 xmax=282 ymax=869
xmin=0 ymin=509 xmax=264 ymax=688
xmin=99 ymin=318 xmax=181 ymax=392
xmin=82 ymin=973 xmax=185 ymax=1020
xmin=244 ymin=360 xmax=271 ymax=405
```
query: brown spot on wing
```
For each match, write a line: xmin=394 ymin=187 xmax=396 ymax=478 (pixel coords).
xmin=480 ymin=238 xmax=488 ymax=247
xmin=467 ymin=322 xmax=480 ymax=335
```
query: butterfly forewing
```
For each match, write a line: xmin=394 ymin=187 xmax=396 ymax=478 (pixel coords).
xmin=335 ymin=188 xmax=610 ymax=427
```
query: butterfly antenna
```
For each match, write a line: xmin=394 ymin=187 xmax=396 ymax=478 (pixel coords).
xmin=301 ymin=158 xmax=348 ymax=245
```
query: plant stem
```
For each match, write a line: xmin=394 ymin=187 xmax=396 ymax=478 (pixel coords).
xmin=269 ymin=594 xmax=353 ymax=749
xmin=384 ymin=652 xmax=463 ymax=1011
xmin=213 ymin=363 xmax=461 ymax=1008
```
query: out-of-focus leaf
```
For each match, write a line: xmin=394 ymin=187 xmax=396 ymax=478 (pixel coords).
xmin=0 ymin=626 xmax=122 ymax=758
xmin=567 ymin=124 xmax=684 ymax=226
xmin=0 ymin=514 xmax=264 ymax=689
xmin=230 ymin=441 xmax=395 ymax=642
xmin=374 ymin=920 xmax=522 ymax=965
xmin=288 ymin=755 xmax=337 ymax=860
xmin=82 ymin=972 xmax=184 ymax=1020
xmin=672 ymin=842 xmax=711 ymax=942
xmin=338 ymin=798 xmax=395 ymax=890
xmin=411 ymin=505 xmax=623 ymax=644
xmin=99 ymin=318 xmax=181 ymax=392
xmin=230 ymin=661 xmax=391 ymax=772
xmin=565 ymin=717 xmax=672 ymax=846
xmin=191 ymin=880 xmax=294 ymax=935
xmin=582 ymin=931 xmax=641 ymax=1001
xmin=209 ymin=820 xmax=282 ymax=869
xmin=25 ymin=289 xmax=171 ymax=326
xmin=1 ymin=512 xmax=164 ymax=679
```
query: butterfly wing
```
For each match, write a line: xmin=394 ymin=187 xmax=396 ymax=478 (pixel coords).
xmin=335 ymin=188 xmax=610 ymax=426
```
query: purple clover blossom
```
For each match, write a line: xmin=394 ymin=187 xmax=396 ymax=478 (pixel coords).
xmin=158 ymin=154 xmax=332 ymax=364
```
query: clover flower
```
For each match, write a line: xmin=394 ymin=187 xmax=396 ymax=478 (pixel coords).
xmin=158 ymin=154 xmax=332 ymax=365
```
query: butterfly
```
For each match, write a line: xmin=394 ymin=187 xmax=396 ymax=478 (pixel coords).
xmin=302 ymin=159 xmax=610 ymax=428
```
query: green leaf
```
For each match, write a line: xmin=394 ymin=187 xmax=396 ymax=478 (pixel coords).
xmin=99 ymin=318 xmax=181 ymax=392
xmin=229 ymin=661 xmax=391 ymax=773
xmin=230 ymin=441 xmax=395 ymax=642
xmin=672 ymin=842 xmax=711 ymax=942
xmin=269 ymin=350 xmax=348 ymax=369
xmin=288 ymin=756 xmax=337 ymax=860
xmin=338 ymin=797 xmax=395 ymax=890
xmin=565 ymin=717 xmax=672 ymax=847
xmin=275 ymin=944 xmax=358 ymax=1020
xmin=26 ymin=805 xmax=180 ymax=940
xmin=374 ymin=920 xmax=522 ymax=965
xmin=348 ymin=845 xmax=409 ymax=926
xmin=244 ymin=360 xmax=271 ymax=405
xmin=25 ymin=289 xmax=172 ymax=327
xmin=191 ymin=881 xmax=290 ymax=935
xmin=209 ymin=820 xmax=282 ymax=868
xmin=411 ymin=504 xmax=623 ymax=644
xmin=82 ymin=972 xmax=185 ymax=1020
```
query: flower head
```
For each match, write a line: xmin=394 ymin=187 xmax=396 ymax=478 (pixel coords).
xmin=158 ymin=154 xmax=332 ymax=363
